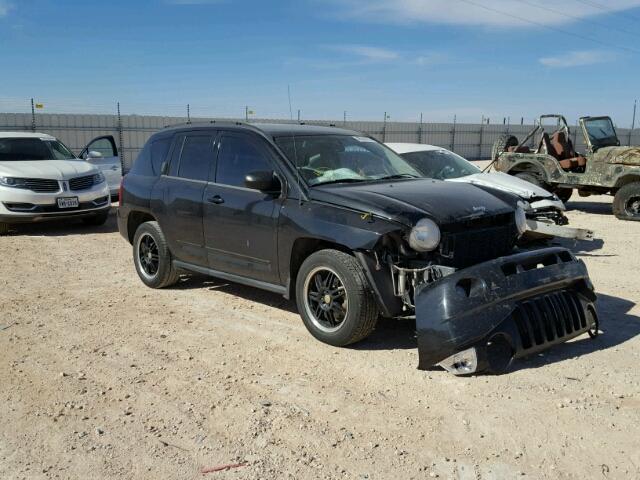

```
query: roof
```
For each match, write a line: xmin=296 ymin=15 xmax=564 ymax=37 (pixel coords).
xmin=0 ymin=131 xmax=57 ymax=140
xmin=385 ymin=142 xmax=442 ymax=154
xmin=159 ymin=121 xmax=362 ymax=138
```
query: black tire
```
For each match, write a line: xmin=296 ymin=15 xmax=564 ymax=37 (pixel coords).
xmin=613 ymin=182 xmax=640 ymax=221
xmin=0 ymin=222 xmax=10 ymax=235
xmin=295 ymin=249 xmax=378 ymax=347
xmin=514 ymin=172 xmax=549 ymax=190
xmin=555 ymin=188 xmax=573 ymax=204
xmin=132 ymin=221 xmax=180 ymax=288
xmin=82 ymin=211 xmax=109 ymax=226
xmin=491 ymin=134 xmax=519 ymax=161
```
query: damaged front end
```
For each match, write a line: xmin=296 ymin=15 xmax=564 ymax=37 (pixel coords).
xmin=414 ymin=247 xmax=598 ymax=374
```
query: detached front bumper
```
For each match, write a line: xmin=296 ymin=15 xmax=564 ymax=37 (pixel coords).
xmin=415 ymin=247 xmax=598 ymax=374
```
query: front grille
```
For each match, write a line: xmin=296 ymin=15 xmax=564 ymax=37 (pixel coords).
xmin=513 ymin=290 xmax=588 ymax=350
xmin=69 ymin=175 xmax=95 ymax=191
xmin=18 ymin=178 xmax=60 ymax=193
xmin=438 ymin=213 xmax=517 ymax=268
xmin=3 ymin=198 xmax=108 ymax=213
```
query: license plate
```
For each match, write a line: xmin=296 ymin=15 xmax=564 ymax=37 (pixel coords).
xmin=57 ymin=197 xmax=79 ymax=209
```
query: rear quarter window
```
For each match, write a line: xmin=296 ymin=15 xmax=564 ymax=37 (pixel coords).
xmin=129 ymin=136 xmax=172 ymax=176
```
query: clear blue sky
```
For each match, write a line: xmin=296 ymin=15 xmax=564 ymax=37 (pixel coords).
xmin=1 ymin=0 xmax=639 ymax=125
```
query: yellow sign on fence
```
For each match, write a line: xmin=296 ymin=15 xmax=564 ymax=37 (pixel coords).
xmin=35 ymin=103 xmax=44 ymax=109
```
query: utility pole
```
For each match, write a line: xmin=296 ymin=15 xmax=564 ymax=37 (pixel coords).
xmin=30 ymin=98 xmax=36 ymax=132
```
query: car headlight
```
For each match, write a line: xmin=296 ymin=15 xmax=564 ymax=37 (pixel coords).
xmin=408 ymin=218 xmax=441 ymax=252
xmin=0 ymin=176 xmax=27 ymax=187
xmin=92 ymin=172 xmax=106 ymax=184
xmin=515 ymin=201 xmax=528 ymax=236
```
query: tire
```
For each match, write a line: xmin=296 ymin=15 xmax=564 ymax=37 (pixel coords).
xmin=555 ymin=188 xmax=573 ymax=204
xmin=0 ymin=222 xmax=10 ymax=235
xmin=295 ymin=249 xmax=378 ymax=347
xmin=613 ymin=182 xmax=640 ymax=221
xmin=491 ymin=134 xmax=519 ymax=161
xmin=515 ymin=172 xmax=549 ymax=190
xmin=82 ymin=211 xmax=109 ymax=226
xmin=132 ymin=221 xmax=180 ymax=288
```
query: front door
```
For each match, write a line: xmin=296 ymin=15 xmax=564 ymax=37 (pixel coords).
xmin=154 ymin=132 xmax=216 ymax=266
xmin=80 ymin=135 xmax=122 ymax=195
xmin=203 ymin=132 xmax=281 ymax=284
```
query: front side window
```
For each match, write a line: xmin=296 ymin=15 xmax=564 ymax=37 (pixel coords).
xmin=86 ymin=138 xmax=117 ymax=158
xmin=0 ymin=138 xmax=75 ymax=161
xmin=401 ymin=149 xmax=480 ymax=180
xmin=216 ymin=135 xmax=273 ymax=188
xmin=275 ymin=135 xmax=420 ymax=186
xmin=177 ymin=135 xmax=213 ymax=181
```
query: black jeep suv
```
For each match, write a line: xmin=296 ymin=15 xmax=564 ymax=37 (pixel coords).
xmin=118 ymin=122 xmax=598 ymax=374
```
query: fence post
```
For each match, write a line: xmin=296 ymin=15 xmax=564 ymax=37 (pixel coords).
xmin=382 ymin=112 xmax=388 ymax=142
xmin=187 ymin=104 xmax=191 ymax=124
xmin=450 ymin=115 xmax=456 ymax=152
xmin=30 ymin=98 xmax=36 ymax=132
xmin=117 ymin=102 xmax=125 ymax=173
xmin=418 ymin=112 xmax=423 ymax=144
xmin=478 ymin=120 xmax=484 ymax=160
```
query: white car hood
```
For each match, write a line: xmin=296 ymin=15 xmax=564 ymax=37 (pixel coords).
xmin=0 ymin=159 xmax=97 ymax=180
xmin=448 ymin=172 xmax=554 ymax=200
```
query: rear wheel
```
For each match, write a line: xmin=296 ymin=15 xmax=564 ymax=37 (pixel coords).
xmin=295 ymin=249 xmax=378 ymax=347
xmin=133 ymin=221 xmax=180 ymax=288
xmin=491 ymin=134 xmax=519 ymax=161
xmin=0 ymin=222 xmax=10 ymax=235
xmin=555 ymin=188 xmax=573 ymax=204
xmin=613 ymin=182 xmax=640 ymax=221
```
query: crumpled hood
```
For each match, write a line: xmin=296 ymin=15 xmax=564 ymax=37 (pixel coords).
xmin=448 ymin=171 xmax=555 ymax=200
xmin=594 ymin=146 xmax=640 ymax=166
xmin=0 ymin=159 xmax=97 ymax=180
xmin=309 ymin=178 xmax=515 ymax=227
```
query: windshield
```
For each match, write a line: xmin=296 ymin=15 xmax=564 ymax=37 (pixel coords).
xmin=583 ymin=118 xmax=619 ymax=149
xmin=400 ymin=149 xmax=481 ymax=180
xmin=274 ymin=134 xmax=421 ymax=186
xmin=0 ymin=138 xmax=77 ymax=161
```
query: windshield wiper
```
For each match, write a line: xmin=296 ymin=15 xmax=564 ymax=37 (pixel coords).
xmin=375 ymin=173 xmax=421 ymax=181
xmin=311 ymin=178 xmax=368 ymax=187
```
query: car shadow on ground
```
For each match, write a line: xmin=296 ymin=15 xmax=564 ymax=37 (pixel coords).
xmin=565 ymin=200 xmax=613 ymax=216
xmin=510 ymin=293 xmax=639 ymax=373
xmin=550 ymin=237 xmax=608 ymax=256
xmin=6 ymin=209 xmax=118 ymax=237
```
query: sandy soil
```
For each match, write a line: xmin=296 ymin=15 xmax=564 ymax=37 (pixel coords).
xmin=1 ymin=195 xmax=639 ymax=480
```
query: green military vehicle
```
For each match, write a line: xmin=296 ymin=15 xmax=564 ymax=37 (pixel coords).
xmin=490 ymin=114 xmax=640 ymax=221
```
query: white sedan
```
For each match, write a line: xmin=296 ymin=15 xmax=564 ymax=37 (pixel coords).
xmin=0 ymin=132 xmax=112 ymax=234
xmin=386 ymin=143 xmax=593 ymax=241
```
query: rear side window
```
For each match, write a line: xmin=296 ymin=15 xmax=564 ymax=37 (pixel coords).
xmin=216 ymin=135 xmax=273 ymax=187
xmin=130 ymin=142 xmax=152 ymax=175
xmin=151 ymin=138 xmax=171 ymax=175
xmin=177 ymin=135 xmax=213 ymax=181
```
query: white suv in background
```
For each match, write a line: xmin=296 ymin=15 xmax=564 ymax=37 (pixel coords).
xmin=0 ymin=132 xmax=111 ymax=234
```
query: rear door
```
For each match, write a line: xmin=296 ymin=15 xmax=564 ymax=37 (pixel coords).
xmin=80 ymin=135 xmax=122 ymax=195
xmin=153 ymin=132 xmax=217 ymax=266
xmin=203 ymin=132 xmax=282 ymax=284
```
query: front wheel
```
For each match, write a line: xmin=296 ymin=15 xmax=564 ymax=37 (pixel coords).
xmin=613 ymin=182 xmax=640 ymax=221
xmin=514 ymin=172 xmax=549 ymax=191
xmin=555 ymin=188 xmax=573 ymax=204
xmin=295 ymin=249 xmax=378 ymax=347
xmin=132 ymin=221 xmax=180 ymax=288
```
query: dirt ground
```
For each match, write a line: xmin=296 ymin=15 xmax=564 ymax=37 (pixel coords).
xmin=1 ymin=195 xmax=639 ymax=480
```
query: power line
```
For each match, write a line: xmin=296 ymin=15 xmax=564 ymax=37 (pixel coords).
xmin=513 ymin=0 xmax=640 ymax=39
xmin=573 ymin=0 xmax=640 ymax=24
xmin=455 ymin=0 xmax=640 ymax=54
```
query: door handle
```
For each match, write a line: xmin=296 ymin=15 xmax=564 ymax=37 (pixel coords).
xmin=207 ymin=195 xmax=225 ymax=205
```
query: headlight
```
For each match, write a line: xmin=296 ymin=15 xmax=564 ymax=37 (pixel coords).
xmin=92 ymin=172 xmax=106 ymax=184
xmin=0 ymin=176 xmax=25 ymax=187
xmin=408 ymin=218 xmax=441 ymax=252
xmin=515 ymin=201 xmax=528 ymax=236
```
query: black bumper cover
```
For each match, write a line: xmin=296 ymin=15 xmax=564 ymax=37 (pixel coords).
xmin=415 ymin=247 xmax=597 ymax=372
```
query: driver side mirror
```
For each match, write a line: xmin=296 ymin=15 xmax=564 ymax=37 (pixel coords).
xmin=87 ymin=150 xmax=103 ymax=159
xmin=245 ymin=170 xmax=281 ymax=194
